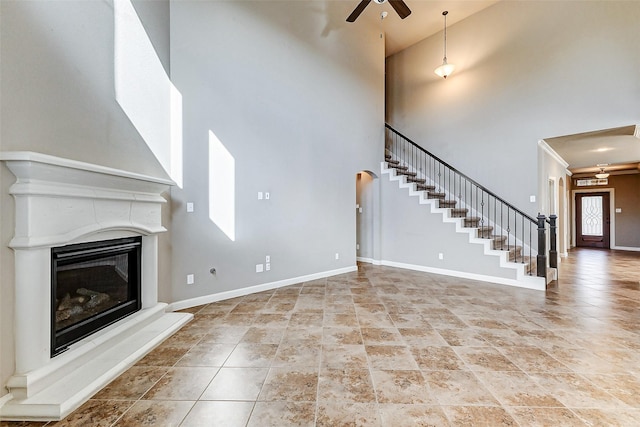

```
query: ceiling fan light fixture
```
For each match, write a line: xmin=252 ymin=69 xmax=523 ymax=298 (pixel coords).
xmin=434 ymin=11 xmax=454 ymax=79
xmin=595 ymin=168 xmax=610 ymax=179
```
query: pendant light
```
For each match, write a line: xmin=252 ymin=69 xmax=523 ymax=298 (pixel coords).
xmin=434 ymin=11 xmax=455 ymax=79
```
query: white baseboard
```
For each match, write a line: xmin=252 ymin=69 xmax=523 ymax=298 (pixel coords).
xmin=380 ymin=260 xmax=546 ymax=291
xmin=356 ymin=257 xmax=382 ymax=265
xmin=169 ymin=265 xmax=358 ymax=311
xmin=612 ymin=246 xmax=640 ymax=252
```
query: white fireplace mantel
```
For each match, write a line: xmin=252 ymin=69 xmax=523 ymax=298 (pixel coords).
xmin=0 ymin=152 xmax=192 ymax=421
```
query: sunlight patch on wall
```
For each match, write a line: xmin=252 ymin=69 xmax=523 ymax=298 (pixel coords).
xmin=209 ymin=131 xmax=236 ymax=241
xmin=114 ymin=0 xmax=183 ymax=187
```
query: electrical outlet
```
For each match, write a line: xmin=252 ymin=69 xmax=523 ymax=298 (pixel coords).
xmin=335 ymin=253 xmax=340 ymax=260
xmin=265 ymin=192 xmax=270 ymax=200
xmin=356 ymin=243 xmax=360 ymax=250
xmin=256 ymin=263 xmax=264 ymax=273
xmin=186 ymin=202 xmax=194 ymax=213
xmin=187 ymin=274 xmax=194 ymax=285
xmin=258 ymin=192 xmax=263 ymax=200
xmin=265 ymin=263 xmax=271 ymax=271
xmin=438 ymin=253 xmax=444 ymax=260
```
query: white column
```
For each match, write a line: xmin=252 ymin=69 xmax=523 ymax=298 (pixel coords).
xmin=14 ymin=249 xmax=51 ymax=374
xmin=141 ymin=235 xmax=158 ymax=309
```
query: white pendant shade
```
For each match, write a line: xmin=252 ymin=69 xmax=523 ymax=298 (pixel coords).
xmin=434 ymin=60 xmax=455 ymax=79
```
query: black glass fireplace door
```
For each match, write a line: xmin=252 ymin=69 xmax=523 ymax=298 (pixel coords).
xmin=51 ymin=237 xmax=142 ymax=356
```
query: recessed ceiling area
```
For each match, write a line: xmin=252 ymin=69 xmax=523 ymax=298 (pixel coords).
xmin=544 ymin=125 xmax=640 ymax=177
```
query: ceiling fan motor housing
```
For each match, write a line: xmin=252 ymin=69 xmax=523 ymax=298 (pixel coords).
xmin=374 ymin=0 xmax=387 ymax=4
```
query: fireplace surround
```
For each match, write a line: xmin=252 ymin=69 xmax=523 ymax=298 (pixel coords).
xmin=0 ymin=152 xmax=192 ymax=421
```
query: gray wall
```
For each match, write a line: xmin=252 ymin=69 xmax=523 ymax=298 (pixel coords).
xmin=380 ymin=174 xmax=517 ymax=280
xmin=386 ymin=1 xmax=640 ymax=216
xmin=0 ymin=0 xmax=170 ymax=398
xmin=168 ymin=1 xmax=384 ymax=304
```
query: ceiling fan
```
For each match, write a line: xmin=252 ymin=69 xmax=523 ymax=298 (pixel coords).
xmin=346 ymin=0 xmax=412 ymax=23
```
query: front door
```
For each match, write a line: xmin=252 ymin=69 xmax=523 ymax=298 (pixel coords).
xmin=576 ymin=192 xmax=610 ymax=248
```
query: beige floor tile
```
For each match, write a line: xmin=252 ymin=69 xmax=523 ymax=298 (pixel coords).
xmin=365 ymin=345 xmax=419 ymax=370
xmin=175 ymin=343 xmax=235 ymax=367
xmin=246 ymin=401 xmax=316 ymax=427
xmin=410 ymin=346 xmax=466 ymax=371
xmin=258 ymin=367 xmax=318 ymax=401
xmin=200 ymin=367 xmax=269 ymax=401
xmin=453 ymin=346 xmax=521 ymax=372
xmin=321 ymin=344 xmax=368 ymax=369
xmin=143 ymin=367 xmax=218 ymax=400
xmin=317 ymin=368 xmax=376 ymax=403
xmin=93 ymin=366 xmax=168 ymax=400
xmin=424 ymin=370 xmax=499 ymax=406
xmin=112 ymin=400 xmax=193 ymax=427
xmin=475 ymin=370 xmax=565 ymax=407
xmin=323 ymin=327 xmax=363 ymax=345
xmin=316 ymin=402 xmax=381 ymax=427
xmin=370 ymin=370 xmax=435 ymax=404
xmin=378 ymin=403 xmax=450 ymax=427
xmin=179 ymin=401 xmax=254 ymax=427
xmin=442 ymin=405 xmax=518 ymax=426
xmin=223 ymin=343 xmax=279 ymax=368
xmin=508 ymin=407 xmax=587 ymax=427
xmin=48 ymin=400 xmax=133 ymax=427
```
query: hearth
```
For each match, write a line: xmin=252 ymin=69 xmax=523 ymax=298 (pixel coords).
xmin=51 ymin=237 xmax=142 ymax=356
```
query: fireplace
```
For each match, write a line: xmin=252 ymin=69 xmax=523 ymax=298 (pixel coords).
xmin=51 ymin=237 xmax=142 ymax=356
xmin=0 ymin=151 xmax=192 ymax=421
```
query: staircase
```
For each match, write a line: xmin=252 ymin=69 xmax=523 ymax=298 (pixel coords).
xmin=383 ymin=125 xmax=548 ymax=290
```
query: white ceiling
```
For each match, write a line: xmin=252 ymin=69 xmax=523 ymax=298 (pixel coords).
xmin=545 ymin=125 xmax=640 ymax=176
xmin=340 ymin=0 xmax=499 ymax=56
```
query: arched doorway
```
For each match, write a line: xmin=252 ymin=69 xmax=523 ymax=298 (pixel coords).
xmin=356 ymin=171 xmax=379 ymax=264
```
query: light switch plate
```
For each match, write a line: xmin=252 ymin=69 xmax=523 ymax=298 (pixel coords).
xmin=186 ymin=202 xmax=194 ymax=213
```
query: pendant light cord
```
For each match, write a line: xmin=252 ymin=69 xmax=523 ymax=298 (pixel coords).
xmin=443 ymin=11 xmax=448 ymax=62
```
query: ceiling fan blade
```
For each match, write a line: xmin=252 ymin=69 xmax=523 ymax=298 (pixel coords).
xmin=346 ymin=0 xmax=372 ymax=22
xmin=389 ymin=0 xmax=412 ymax=19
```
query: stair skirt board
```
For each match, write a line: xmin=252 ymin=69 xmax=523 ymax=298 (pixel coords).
xmin=383 ymin=161 xmax=534 ymax=256
xmin=381 ymin=161 xmax=545 ymax=290
xmin=381 ymin=260 xmax=546 ymax=291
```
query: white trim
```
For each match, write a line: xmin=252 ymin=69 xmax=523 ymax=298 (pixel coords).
xmin=380 ymin=260 xmax=546 ymax=291
xmin=538 ymin=140 xmax=571 ymax=173
xmin=571 ymin=188 xmax=615 ymax=249
xmin=169 ymin=266 xmax=358 ymax=311
xmin=357 ymin=257 xmax=382 ymax=265
xmin=611 ymin=246 xmax=640 ymax=252
xmin=0 ymin=393 xmax=13 ymax=408
xmin=0 ymin=151 xmax=174 ymax=185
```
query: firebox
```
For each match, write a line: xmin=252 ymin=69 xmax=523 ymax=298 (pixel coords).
xmin=51 ymin=237 xmax=142 ymax=356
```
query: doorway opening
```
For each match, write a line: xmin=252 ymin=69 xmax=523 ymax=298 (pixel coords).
xmin=356 ymin=171 xmax=380 ymax=264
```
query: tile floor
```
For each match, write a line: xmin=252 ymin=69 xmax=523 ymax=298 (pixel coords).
xmin=3 ymin=248 xmax=640 ymax=426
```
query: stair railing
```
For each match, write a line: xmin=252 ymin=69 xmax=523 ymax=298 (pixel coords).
xmin=386 ymin=124 xmax=551 ymax=279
